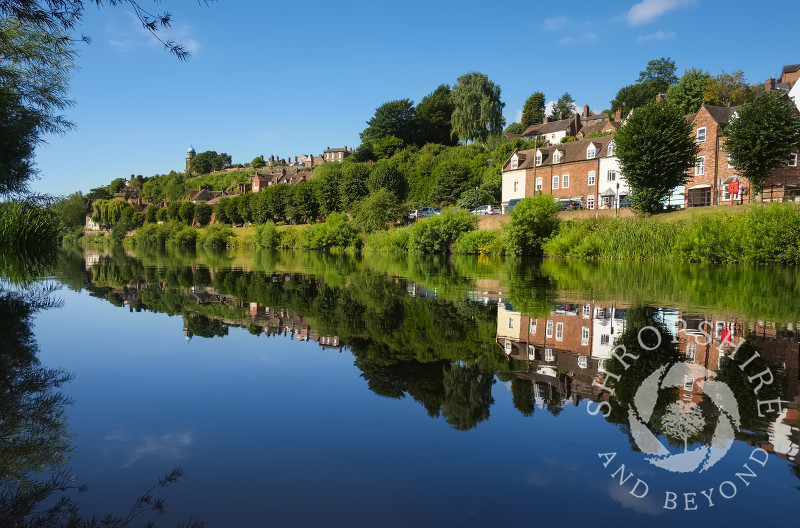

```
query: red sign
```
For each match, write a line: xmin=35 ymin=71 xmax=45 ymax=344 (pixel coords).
xmin=728 ymin=181 xmax=739 ymax=195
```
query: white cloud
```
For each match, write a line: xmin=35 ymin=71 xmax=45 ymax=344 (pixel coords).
xmin=636 ymin=30 xmax=676 ymax=42
xmin=544 ymin=16 xmax=570 ymax=31
xmin=106 ymin=11 xmax=201 ymax=55
xmin=627 ymin=0 xmax=693 ymax=26
xmin=558 ymin=32 xmax=597 ymax=46
xmin=104 ymin=430 xmax=195 ymax=469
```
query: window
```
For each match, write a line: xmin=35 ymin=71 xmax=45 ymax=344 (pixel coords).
xmin=552 ymin=175 xmax=559 ymax=189
xmin=562 ymin=174 xmax=569 ymax=188
xmin=338 ymin=152 xmax=342 ymax=159
xmin=504 ymin=339 xmax=512 ymax=354
xmin=728 ymin=155 xmax=734 ymax=169
xmin=587 ymin=195 xmax=595 ymax=209
xmin=513 ymin=181 xmax=519 ymax=192
xmin=695 ymin=156 xmax=705 ymax=176
xmin=511 ymin=158 xmax=518 ymax=169
xmin=588 ymin=171 xmax=595 ymax=186
xmin=696 ymin=127 xmax=706 ymax=142
xmin=600 ymin=334 xmax=610 ymax=345
xmin=545 ymin=320 xmax=553 ymax=338
xmin=686 ymin=344 xmax=696 ymax=361
xmin=578 ymin=355 xmax=588 ymax=369
xmin=583 ymin=304 xmax=591 ymax=318
xmin=528 ymin=345 xmax=536 ymax=360
xmin=683 ymin=376 xmax=694 ymax=391
xmin=607 ymin=170 xmax=616 ymax=181
xmin=587 ymin=146 xmax=596 ymax=159
xmin=553 ymin=151 xmax=562 ymax=164
xmin=544 ymin=348 xmax=554 ymax=362
xmin=581 ymin=327 xmax=589 ymax=345
xmin=508 ymin=317 xmax=514 ymax=329
xmin=555 ymin=322 xmax=563 ymax=341
xmin=536 ymin=177 xmax=543 ymax=191
xmin=530 ymin=319 xmax=537 ymax=333
xmin=723 ymin=179 xmax=741 ymax=201
xmin=535 ymin=152 xmax=542 ymax=166
xmin=789 ymin=153 xmax=798 ymax=167
xmin=607 ymin=141 xmax=615 ymax=156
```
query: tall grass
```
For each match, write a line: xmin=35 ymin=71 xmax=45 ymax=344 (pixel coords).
xmin=543 ymin=203 xmax=800 ymax=264
xmin=0 ymin=198 xmax=62 ymax=248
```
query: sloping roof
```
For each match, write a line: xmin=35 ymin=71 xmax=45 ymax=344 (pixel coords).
xmin=522 ymin=116 xmax=577 ymax=137
xmin=577 ymin=121 xmax=608 ymax=138
xmin=502 ymin=134 xmax=615 ymax=171
xmin=782 ymin=64 xmax=800 ymax=74
xmin=702 ymin=104 xmax=742 ymax=125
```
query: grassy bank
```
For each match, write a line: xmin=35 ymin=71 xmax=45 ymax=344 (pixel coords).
xmin=544 ymin=202 xmax=800 ymax=264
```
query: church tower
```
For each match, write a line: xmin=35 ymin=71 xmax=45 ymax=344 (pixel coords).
xmin=186 ymin=146 xmax=196 ymax=173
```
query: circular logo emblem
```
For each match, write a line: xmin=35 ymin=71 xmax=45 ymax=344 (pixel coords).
xmin=628 ymin=362 xmax=740 ymax=473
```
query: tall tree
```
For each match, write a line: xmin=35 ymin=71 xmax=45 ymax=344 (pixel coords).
xmin=360 ymin=99 xmax=419 ymax=147
xmin=549 ymin=92 xmax=576 ymax=120
xmin=416 ymin=84 xmax=456 ymax=145
xmin=636 ymin=57 xmax=678 ymax=93
xmin=614 ymin=100 xmax=698 ymax=214
xmin=450 ymin=72 xmax=505 ymax=144
xmin=521 ymin=91 xmax=546 ymax=127
xmin=665 ymin=68 xmax=711 ymax=115
xmin=723 ymin=92 xmax=800 ymax=199
xmin=610 ymin=83 xmax=658 ymax=117
xmin=503 ymin=122 xmax=526 ymax=135
xmin=704 ymin=70 xmax=752 ymax=108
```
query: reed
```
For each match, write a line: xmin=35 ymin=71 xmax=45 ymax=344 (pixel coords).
xmin=0 ymin=198 xmax=62 ymax=248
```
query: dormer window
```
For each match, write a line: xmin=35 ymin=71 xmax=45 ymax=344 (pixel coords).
xmin=535 ymin=151 xmax=542 ymax=166
xmin=553 ymin=150 xmax=562 ymax=164
xmin=586 ymin=146 xmax=596 ymax=159
xmin=607 ymin=141 xmax=615 ymax=156
xmin=510 ymin=157 xmax=518 ymax=169
xmin=697 ymin=127 xmax=706 ymax=142
xmin=789 ymin=153 xmax=798 ymax=167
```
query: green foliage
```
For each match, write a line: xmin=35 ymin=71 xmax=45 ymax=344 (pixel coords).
xmin=704 ymin=70 xmax=752 ymax=107
xmin=0 ymin=199 xmax=61 ymax=248
xmin=110 ymin=214 xmax=133 ymax=244
xmin=166 ymin=201 xmax=181 ymax=221
xmin=457 ymin=186 xmax=495 ymax=210
xmin=406 ymin=209 xmax=476 ymax=253
xmin=610 ymin=83 xmax=658 ymax=116
xmin=339 ymin=163 xmax=371 ymax=210
xmin=50 ymin=192 xmax=86 ymax=231
xmin=197 ymin=225 xmax=233 ymax=249
xmin=368 ymin=160 xmax=407 ymax=200
xmin=291 ymin=179 xmax=320 ymax=221
xmin=214 ymin=197 xmax=230 ymax=224
xmin=450 ymin=72 xmax=505 ymax=144
xmin=372 ymin=135 xmax=405 ymax=159
xmin=503 ymin=122 xmax=525 ymax=134
xmin=189 ymin=150 xmax=232 ymax=175
xmin=251 ymin=156 xmax=266 ymax=168
xmin=90 ymin=198 xmax=133 ymax=225
xmin=178 ymin=201 xmax=195 ymax=225
xmin=503 ymin=195 xmax=560 ymax=256
xmin=452 ymin=230 xmax=504 ymax=255
xmin=131 ymin=222 xmax=182 ymax=246
xmin=155 ymin=208 xmax=168 ymax=223
xmin=313 ymin=162 xmax=343 ymax=215
xmin=299 ymin=213 xmax=360 ymax=251
xmin=169 ymin=227 xmax=198 ymax=248
xmin=429 ymin=160 xmax=477 ymax=205
xmin=360 ymin=98 xmax=419 ymax=147
xmin=255 ymin=221 xmax=281 ymax=248
xmin=416 ymin=84 xmax=456 ymax=145
xmin=521 ymin=91 xmax=545 ymax=127
xmin=194 ymin=203 xmax=213 ymax=226
xmin=723 ymin=92 xmax=800 ymax=197
xmin=665 ymin=68 xmax=711 ymax=115
xmin=145 ymin=204 xmax=158 ymax=224
xmin=636 ymin=57 xmax=678 ymax=93
xmin=363 ymin=227 xmax=411 ymax=252
xmin=615 ymin=100 xmax=697 ymax=214
xmin=549 ymin=92 xmax=575 ymax=120
xmin=351 ymin=189 xmax=406 ymax=233
xmin=560 ymin=135 xmax=576 ymax=143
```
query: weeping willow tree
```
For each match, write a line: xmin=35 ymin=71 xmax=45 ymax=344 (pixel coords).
xmin=450 ymin=72 xmax=505 ymax=144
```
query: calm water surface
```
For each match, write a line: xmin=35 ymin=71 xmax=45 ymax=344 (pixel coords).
xmin=2 ymin=246 xmax=799 ymax=526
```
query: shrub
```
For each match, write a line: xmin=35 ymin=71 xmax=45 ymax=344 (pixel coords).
xmin=194 ymin=203 xmax=213 ymax=226
xmin=179 ymin=201 xmax=195 ymax=225
xmin=452 ymin=230 xmax=505 ymax=255
xmin=255 ymin=222 xmax=281 ymax=249
xmin=131 ymin=222 xmax=183 ymax=246
xmin=406 ymin=209 xmax=476 ymax=253
xmin=169 ymin=227 xmax=198 ymax=248
xmin=0 ymin=199 xmax=61 ymax=248
xmin=503 ymin=195 xmax=561 ymax=255
xmin=351 ymin=189 xmax=406 ymax=233
xmin=363 ymin=227 xmax=410 ymax=252
xmin=198 ymin=225 xmax=233 ymax=249
xmin=299 ymin=213 xmax=359 ymax=251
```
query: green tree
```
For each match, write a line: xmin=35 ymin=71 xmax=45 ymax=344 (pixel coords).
xmin=372 ymin=135 xmax=405 ymax=159
xmin=416 ymin=84 xmax=456 ymax=145
xmin=503 ymin=195 xmax=560 ymax=255
xmin=503 ymin=122 xmax=525 ymax=135
xmin=314 ymin=163 xmax=343 ymax=215
xmin=155 ymin=207 xmax=168 ymax=223
xmin=521 ymin=91 xmax=546 ymax=127
xmin=144 ymin=204 xmax=158 ymax=223
xmin=265 ymin=183 xmax=292 ymax=220
xmin=549 ymin=92 xmax=576 ymax=120
xmin=214 ymin=197 xmax=230 ymax=224
xmin=450 ymin=72 xmax=505 ymax=144
xmin=178 ymin=201 xmax=195 ymax=225
xmin=189 ymin=151 xmax=231 ymax=175
xmin=351 ymin=189 xmax=406 ymax=233
xmin=107 ymin=177 xmax=125 ymax=194
xmin=339 ymin=163 xmax=371 ymax=210
xmin=615 ymin=100 xmax=698 ymax=214
xmin=665 ymin=68 xmax=711 ymax=115
xmin=723 ymin=92 xmax=800 ymax=199
xmin=636 ymin=57 xmax=678 ymax=93
xmin=165 ymin=201 xmax=181 ymax=221
xmin=704 ymin=70 xmax=752 ymax=108
xmin=251 ymin=156 xmax=266 ymax=168
xmin=610 ymin=83 xmax=657 ymax=116
xmin=50 ymin=192 xmax=86 ymax=230
xmin=430 ymin=161 xmax=477 ymax=205
xmin=292 ymin=179 xmax=320 ymax=221
xmin=360 ymin=98 xmax=419 ymax=146
xmin=457 ymin=186 xmax=495 ymax=210
xmin=368 ymin=161 xmax=407 ymax=200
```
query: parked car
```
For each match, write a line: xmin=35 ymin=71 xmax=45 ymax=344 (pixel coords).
xmin=560 ymin=200 xmax=583 ymax=211
xmin=469 ymin=204 xmax=501 ymax=215
xmin=408 ymin=207 xmax=441 ymax=220
xmin=505 ymin=198 xmax=522 ymax=214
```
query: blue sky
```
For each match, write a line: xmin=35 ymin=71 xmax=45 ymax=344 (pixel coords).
xmin=31 ymin=0 xmax=800 ymax=196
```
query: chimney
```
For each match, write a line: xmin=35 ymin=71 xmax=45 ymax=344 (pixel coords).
xmin=583 ymin=104 xmax=590 ymax=118
xmin=765 ymin=77 xmax=776 ymax=92
xmin=615 ymin=108 xmax=622 ymax=122
xmin=543 ymin=115 xmax=549 ymax=124
xmin=656 ymin=92 xmax=665 ymax=102
xmin=574 ymin=113 xmax=581 ymax=135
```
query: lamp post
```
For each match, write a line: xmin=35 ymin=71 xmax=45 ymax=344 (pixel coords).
xmin=615 ymin=182 xmax=620 ymax=217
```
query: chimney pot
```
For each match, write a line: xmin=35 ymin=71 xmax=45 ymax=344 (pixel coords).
xmin=583 ymin=104 xmax=589 ymax=118
xmin=765 ymin=77 xmax=776 ymax=92
xmin=615 ymin=108 xmax=622 ymax=122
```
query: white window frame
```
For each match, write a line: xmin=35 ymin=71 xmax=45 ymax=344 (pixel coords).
xmin=504 ymin=339 xmax=512 ymax=354
xmin=587 ymin=195 xmax=595 ymax=210
xmin=607 ymin=141 xmax=615 ymax=156
xmin=555 ymin=322 xmax=563 ymax=341
xmin=545 ymin=320 xmax=553 ymax=338
xmin=583 ymin=304 xmax=591 ymax=318
xmin=588 ymin=171 xmax=595 ymax=186
xmin=544 ymin=348 xmax=554 ymax=362
xmin=511 ymin=158 xmax=518 ymax=169
xmin=553 ymin=151 xmax=562 ymax=164
xmin=530 ymin=319 xmax=537 ymax=333
xmin=696 ymin=127 xmax=706 ymax=142
xmin=790 ymin=153 xmax=798 ymax=167
xmin=600 ymin=334 xmax=610 ymax=345
xmin=508 ymin=317 xmax=514 ymax=329
xmin=513 ymin=181 xmax=519 ymax=192
xmin=528 ymin=345 xmax=536 ymax=360
xmin=578 ymin=355 xmax=588 ymax=369
xmin=552 ymin=175 xmax=559 ymax=189
xmin=535 ymin=152 xmax=542 ymax=166
xmin=587 ymin=146 xmax=596 ymax=159
xmin=581 ymin=327 xmax=589 ymax=345
xmin=536 ymin=177 xmax=543 ymax=191
xmin=684 ymin=376 xmax=694 ymax=391
xmin=695 ymin=156 xmax=705 ymax=176
xmin=607 ymin=170 xmax=616 ymax=182
xmin=562 ymin=174 xmax=569 ymax=189
xmin=686 ymin=343 xmax=696 ymax=361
